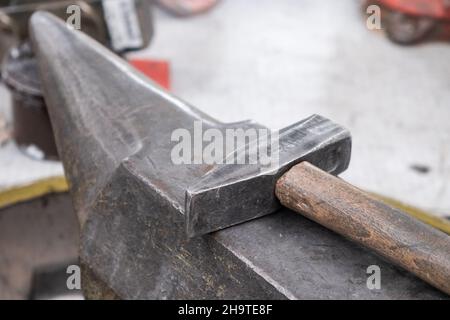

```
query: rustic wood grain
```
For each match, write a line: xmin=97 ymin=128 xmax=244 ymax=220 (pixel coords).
xmin=276 ymin=162 xmax=450 ymax=295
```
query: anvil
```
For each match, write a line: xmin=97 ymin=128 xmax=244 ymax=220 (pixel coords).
xmin=29 ymin=12 xmax=449 ymax=299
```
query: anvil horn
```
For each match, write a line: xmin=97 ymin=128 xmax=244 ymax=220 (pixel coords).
xmin=29 ymin=12 xmax=447 ymax=299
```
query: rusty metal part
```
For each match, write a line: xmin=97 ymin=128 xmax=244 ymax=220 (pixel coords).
xmin=30 ymin=12 xmax=447 ymax=299
xmin=276 ymin=162 xmax=450 ymax=295
xmin=2 ymin=42 xmax=58 ymax=159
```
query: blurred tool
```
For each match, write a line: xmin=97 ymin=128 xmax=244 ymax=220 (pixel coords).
xmin=0 ymin=0 xmax=153 ymax=63
xmin=369 ymin=0 xmax=450 ymax=44
xmin=0 ymin=0 xmax=154 ymax=160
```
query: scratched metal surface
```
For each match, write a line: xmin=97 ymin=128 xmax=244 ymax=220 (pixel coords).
xmin=186 ymin=115 xmax=352 ymax=237
xmin=30 ymin=12 xmax=446 ymax=299
xmin=132 ymin=0 xmax=450 ymax=217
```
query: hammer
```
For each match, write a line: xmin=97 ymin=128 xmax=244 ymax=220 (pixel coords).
xmin=185 ymin=121 xmax=450 ymax=297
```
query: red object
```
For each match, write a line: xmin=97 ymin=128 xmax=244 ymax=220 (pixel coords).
xmin=376 ymin=0 xmax=450 ymax=20
xmin=129 ymin=59 xmax=171 ymax=90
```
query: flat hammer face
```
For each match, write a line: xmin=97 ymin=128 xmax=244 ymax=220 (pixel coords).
xmin=186 ymin=116 xmax=352 ymax=237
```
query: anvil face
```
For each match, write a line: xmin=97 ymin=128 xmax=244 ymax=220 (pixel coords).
xmin=29 ymin=13 xmax=444 ymax=299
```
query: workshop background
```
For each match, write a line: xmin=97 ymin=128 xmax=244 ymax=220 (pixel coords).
xmin=0 ymin=0 xmax=449 ymax=299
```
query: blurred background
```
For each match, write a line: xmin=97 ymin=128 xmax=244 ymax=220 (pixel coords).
xmin=0 ymin=0 xmax=449 ymax=299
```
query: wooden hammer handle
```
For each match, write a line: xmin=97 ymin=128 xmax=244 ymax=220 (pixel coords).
xmin=275 ymin=162 xmax=450 ymax=295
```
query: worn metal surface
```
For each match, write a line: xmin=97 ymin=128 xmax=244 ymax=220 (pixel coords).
xmin=276 ymin=162 xmax=450 ymax=295
xmin=186 ymin=116 xmax=351 ymax=237
xmin=30 ymin=12 xmax=447 ymax=299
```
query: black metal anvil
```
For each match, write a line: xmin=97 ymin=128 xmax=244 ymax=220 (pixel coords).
xmin=30 ymin=12 xmax=446 ymax=299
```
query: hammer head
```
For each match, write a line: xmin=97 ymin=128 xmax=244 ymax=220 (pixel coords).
xmin=186 ymin=115 xmax=351 ymax=237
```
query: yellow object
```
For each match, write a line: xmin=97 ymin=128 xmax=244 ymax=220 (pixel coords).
xmin=0 ymin=176 xmax=69 ymax=209
xmin=371 ymin=193 xmax=450 ymax=235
